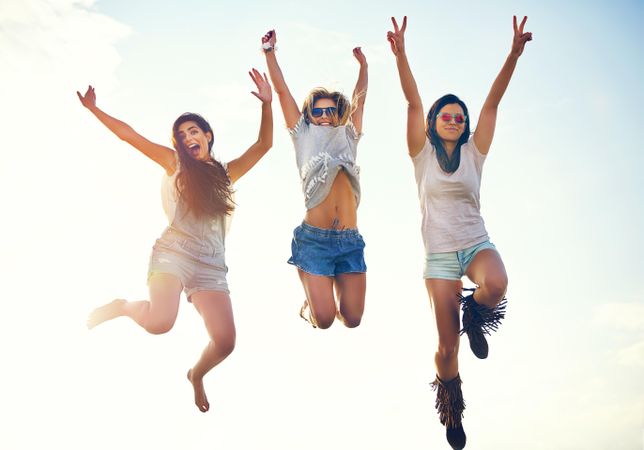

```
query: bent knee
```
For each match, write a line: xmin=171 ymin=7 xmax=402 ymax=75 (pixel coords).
xmin=214 ymin=334 xmax=236 ymax=357
xmin=482 ymin=276 xmax=508 ymax=304
xmin=145 ymin=319 xmax=175 ymax=335
xmin=315 ymin=313 xmax=335 ymax=329
xmin=342 ymin=313 xmax=362 ymax=328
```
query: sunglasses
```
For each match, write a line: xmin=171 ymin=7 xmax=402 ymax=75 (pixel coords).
xmin=311 ymin=107 xmax=337 ymax=118
xmin=437 ymin=113 xmax=467 ymax=124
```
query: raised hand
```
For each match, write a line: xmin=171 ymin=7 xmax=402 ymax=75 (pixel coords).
xmin=511 ymin=15 xmax=533 ymax=58
xmin=76 ymin=85 xmax=96 ymax=109
xmin=387 ymin=16 xmax=407 ymax=56
xmin=353 ymin=47 xmax=367 ymax=66
xmin=249 ymin=68 xmax=272 ymax=103
xmin=261 ymin=29 xmax=276 ymax=48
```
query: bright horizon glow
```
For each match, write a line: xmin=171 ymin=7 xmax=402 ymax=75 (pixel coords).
xmin=1 ymin=1 xmax=643 ymax=449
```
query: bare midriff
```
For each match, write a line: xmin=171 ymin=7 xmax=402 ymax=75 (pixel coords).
xmin=304 ymin=169 xmax=357 ymax=230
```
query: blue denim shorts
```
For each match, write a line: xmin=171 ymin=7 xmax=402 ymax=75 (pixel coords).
xmin=148 ymin=228 xmax=229 ymax=300
xmin=424 ymin=240 xmax=497 ymax=280
xmin=287 ymin=222 xmax=367 ymax=277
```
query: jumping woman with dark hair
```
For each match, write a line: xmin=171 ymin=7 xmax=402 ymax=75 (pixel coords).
xmin=261 ymin=29 xmax=368 ymax=329
xmin=78 ymin=68 xmax=272 ymax=413
xmin=388 ymin=15 xmax=532 ymax=449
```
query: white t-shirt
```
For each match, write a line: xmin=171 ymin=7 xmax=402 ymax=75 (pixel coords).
xmin=412 ymin=135 xmax=489 ymax=253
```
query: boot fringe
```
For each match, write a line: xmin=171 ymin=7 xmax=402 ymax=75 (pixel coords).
xmin=459 ymin=290 xmax=507 ymax=336
xmin=430 ymin=374 xmax=465 ymax=429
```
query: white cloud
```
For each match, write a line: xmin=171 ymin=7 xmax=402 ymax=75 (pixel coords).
xmin=0 ymin=0 xmax=130 ymax=99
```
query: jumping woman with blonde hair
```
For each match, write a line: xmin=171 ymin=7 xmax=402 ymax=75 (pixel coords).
xmin=79 ymin=68 xmax=272 ymax=413
xmin=261 ymin=29 xmax=368 ymax=329
xmin=388 ymin=15 xmax=532 ymax=449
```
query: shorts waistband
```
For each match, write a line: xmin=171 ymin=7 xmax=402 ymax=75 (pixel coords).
xmin=299 ymin=221 xmax=360 ymax=238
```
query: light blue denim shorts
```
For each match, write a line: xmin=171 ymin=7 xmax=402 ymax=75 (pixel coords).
xmin=424 ymin=240 xmax=497 ymax=280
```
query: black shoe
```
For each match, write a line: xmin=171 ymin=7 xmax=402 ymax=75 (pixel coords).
xmin=446 ymin=423 xmax=467 ymax=450
xmin=459 ymin=290 xmax=507 ymax=359
xmin=461 ymin=304 xmax=489 ymax=359
xmin=431 ymin=374 xmax=466 ymax=449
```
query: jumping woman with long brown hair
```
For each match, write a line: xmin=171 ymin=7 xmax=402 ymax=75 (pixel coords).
xmin=78 ymin=68 xmax=272 ymax=413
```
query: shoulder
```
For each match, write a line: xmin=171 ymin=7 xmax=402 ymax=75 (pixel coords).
xmin=463 ymin=134 xmax=486 ymax=160
xmin=411 ymin=137 xmax=433 ymax=163
xmin=288 ymin=114 xmax=307 ymax=137
xmin=346 ymin=121 xmax=363 ymax=140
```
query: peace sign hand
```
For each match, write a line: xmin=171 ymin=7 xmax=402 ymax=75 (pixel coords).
xmin=511 ymin=15 xmax=533 ymax=58
xmin=387 ymin=16 xmax=407 ymax=56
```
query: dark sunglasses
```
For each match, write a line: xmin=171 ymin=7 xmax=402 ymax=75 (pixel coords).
xmin=311 ymin=106 xmax=337 ymax=118
xmin=437 ymin=113 xmax=467 ymax=124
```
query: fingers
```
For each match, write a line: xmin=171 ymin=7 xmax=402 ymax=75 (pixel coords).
xmin=251 ymin=91 xmax=260 ymax=100
xmin=387 ymin=36 xmax=396 ymax=54
xmin=391 ymin=16 xmax=399 ymax=33
xmin=262 ymin=29 xmax=274 ymax=43
xmin=401 ymin=15 xmax=407 ymax=32
xmin=513 ymin=15 xmax=518 ymax=34
xmin=519 ymin=15 xmax=527 ymax=33
xmin=249 ymin=68 xmax=271 ymax=89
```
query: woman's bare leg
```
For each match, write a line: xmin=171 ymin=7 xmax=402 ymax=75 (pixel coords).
xmin=334 ymin=272 xmax=366 ymax=328
xmin=87 ymin=273 xmax=182 ymax=334
xmin=187 ymin=290 xmax=236 ymax=412
xmin=298 ymin=269 xmax=336 ymax=329
xmin=426 ymin=278 xmax=463 ymax=381
xmin=465 ymin=249 xmax=508 ymax=308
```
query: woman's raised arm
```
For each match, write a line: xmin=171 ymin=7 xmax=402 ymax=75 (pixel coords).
xmin=77 ymin=85 xmax=176 ymax=174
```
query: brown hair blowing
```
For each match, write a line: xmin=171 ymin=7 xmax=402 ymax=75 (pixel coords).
xmin=171 ymin=112 xmax=234 ymax=219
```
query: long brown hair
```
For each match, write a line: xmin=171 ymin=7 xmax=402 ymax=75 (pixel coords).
xmin=171 ymin=113 xmax=234 ymax=218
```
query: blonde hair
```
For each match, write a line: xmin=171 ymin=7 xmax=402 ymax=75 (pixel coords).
xmin=301 ymin=87 xmax=362 ymax=126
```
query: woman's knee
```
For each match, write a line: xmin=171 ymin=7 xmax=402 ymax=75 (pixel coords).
xmin=436 ymin=342 xmax=459 ymax=361
xmin=214 ymin=332 xmax=236 ymax=357
xmin=144 ymin=318 xmax=176 ymax=335
xmin=480 ymin=274 xmax=508 ymax=304
xmin=314 ymin=311 xmax=336 ymax=329
xmin=342 ymin=311 xmax=363 ymax=328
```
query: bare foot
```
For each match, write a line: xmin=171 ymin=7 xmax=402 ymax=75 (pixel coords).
xmin=87 ymin=299 xmax=126 ymax=329
xmin=187 ymin=369 xmax=209 ymax=412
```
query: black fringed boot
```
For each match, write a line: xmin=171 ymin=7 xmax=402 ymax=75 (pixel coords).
xmin=431 ymin=374 xmax=466 ymax=450
xmin=459 ymin=288 xmax=507 ymax=359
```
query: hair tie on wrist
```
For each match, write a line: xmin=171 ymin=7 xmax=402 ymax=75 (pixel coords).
xmin=262 ymin=42 xmax=274 ymax=53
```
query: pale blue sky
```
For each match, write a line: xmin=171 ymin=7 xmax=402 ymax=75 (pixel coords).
xmin=1 ymin=1 xmax=643 ymax=449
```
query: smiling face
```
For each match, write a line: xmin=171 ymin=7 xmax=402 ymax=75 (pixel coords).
xmin=434 ymin=103 xmax=466 ymax=143
xmin=310 ymin=98 xmax=339 ymax=127
xmin=176 ymin=120 xmax=213 ymax=161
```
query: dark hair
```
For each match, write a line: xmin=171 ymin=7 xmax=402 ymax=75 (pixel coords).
xmin=171 ymin=112 xmax=234 ymax=218
xmin=426 ymin=94 xmax=471 ymax=173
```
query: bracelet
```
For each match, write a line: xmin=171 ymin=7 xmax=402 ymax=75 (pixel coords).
xmin=262 ymin=42 xmax=274 ymax=53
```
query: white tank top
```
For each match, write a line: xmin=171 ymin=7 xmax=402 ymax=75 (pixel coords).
xmin=412 ymin=135 xmax=489 ymax=253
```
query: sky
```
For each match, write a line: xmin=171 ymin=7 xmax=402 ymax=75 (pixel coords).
xmin=1 ymin=0 xmax=643 ymax=449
